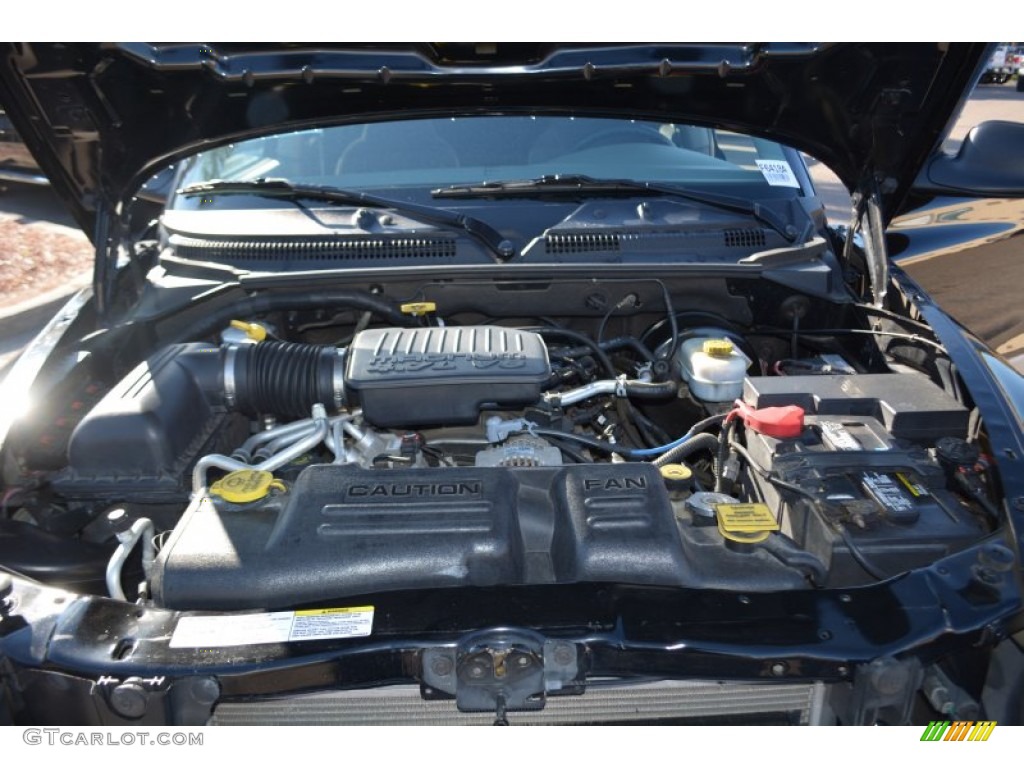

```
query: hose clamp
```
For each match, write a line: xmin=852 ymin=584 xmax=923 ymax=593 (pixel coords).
xmin=223 ymin=345 xmax=238 ymax=408
xmin=614 ymin=375 xmax=628 ymax=398
xmin=333 ymin=348 xmax=346 ymax=410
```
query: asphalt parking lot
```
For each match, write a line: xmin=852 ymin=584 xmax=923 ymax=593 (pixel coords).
xmin=1 ymin=80 xmax=1023 ymax=376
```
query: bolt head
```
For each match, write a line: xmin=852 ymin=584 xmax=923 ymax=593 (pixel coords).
xmin=553 ymin=644 xmax=574 ymax=666
xmin=189 ymin=677 xmax=221 ymax=706
xmin=109 ymin=682 xmax=148 ymax=719
xmin=431 ymin=657 xmax=453 ymax=677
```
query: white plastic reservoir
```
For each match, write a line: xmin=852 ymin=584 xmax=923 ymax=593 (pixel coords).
xmin=677 ymin=337 xmax=751 ymax=402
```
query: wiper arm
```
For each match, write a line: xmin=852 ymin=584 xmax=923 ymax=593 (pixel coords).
xmin=433 ymin=174 xmax=797 ymax=243
xmin=178 ymin=178 xmax=516 ymax=261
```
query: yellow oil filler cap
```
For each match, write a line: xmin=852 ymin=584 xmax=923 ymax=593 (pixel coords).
xmin=702 ymin=338 xmax=734 ymax=358
xmin=659 ymin=463 xmax=693 ymax=492
xmin=210 ymin=469 xmax=285 ymax=503
xmin=229 ymin=320 xmax=267 ymax=342
xmin=400 ymin=301 xmax=437 ymax=316
xmin=714 ymin=502 xmax=779 ymax=544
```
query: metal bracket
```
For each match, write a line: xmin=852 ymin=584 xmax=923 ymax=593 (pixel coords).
xmin=422 ymin=628 xmax=580 ymax=722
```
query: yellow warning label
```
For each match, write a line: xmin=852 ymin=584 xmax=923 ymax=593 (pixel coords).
xmin=895 ymin=472 xmax=926 ymax=497
xmin=715 ymin=503 xmax=779 ymax=544
xmin=295 ymin=606 xmax=375 ymax=617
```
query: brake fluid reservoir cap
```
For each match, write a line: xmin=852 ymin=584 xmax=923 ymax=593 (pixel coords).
xmin=210 ymin=469 xmax=285 ymax=503
xmin=703 ymin=338 xmax=734 ymax=358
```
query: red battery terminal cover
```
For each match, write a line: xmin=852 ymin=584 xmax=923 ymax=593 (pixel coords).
xmin=728 ymin=399 xmax=805 ymax=439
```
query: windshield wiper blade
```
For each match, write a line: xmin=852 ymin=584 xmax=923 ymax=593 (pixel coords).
xmin=433 ymin=174 xmax=797 ymax=242
xmin=178 ymin=178 xmax=516 ymax=261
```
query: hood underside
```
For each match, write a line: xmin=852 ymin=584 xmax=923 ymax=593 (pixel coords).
xmin=0 ymin=42 xmax=988 ymax=241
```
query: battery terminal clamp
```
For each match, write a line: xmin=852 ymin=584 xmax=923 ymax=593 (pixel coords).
xmin=729 ymin=399 xmax=805 ymax=439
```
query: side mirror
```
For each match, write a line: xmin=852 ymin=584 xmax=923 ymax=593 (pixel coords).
xmin=915 ymin=120 xmax=1024 ymax=197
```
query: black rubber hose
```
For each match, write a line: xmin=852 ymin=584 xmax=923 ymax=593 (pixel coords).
xmin=761 ymin=533 xmax=828 ymax=587
xmin=622 ymin=380 xmax=677 ymax=400
xmin=616 ymin=399 xmax=648 ymax=450
xmin=532 ymin=327 xmax=618 ymax=378
xmin=232 ymin=340 xmax=343 ymax=418
xmin=167 ymin=290 xmax=414 ymax=345
xmin=624 ymin=401 xmax=670 ymax=447
xmin=599 ymin=336 xmax=657 ymax=364
xmin=652 ymin=433 xmax=720 ymax=467
xmin=529 ymin=428 xmax=643 ymax=458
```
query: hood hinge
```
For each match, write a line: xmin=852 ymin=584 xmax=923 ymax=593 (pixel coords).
xmin=93 ymin=199 xmax=137 ymax=322
xmin=92 ymin=200 xmax=114 ymax=320
xmin=843 ymin=176 xmax=889 ymax=308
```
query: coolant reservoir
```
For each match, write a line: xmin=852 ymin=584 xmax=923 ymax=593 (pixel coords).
xmin=678 ymin=337 xmax=751 ymax=402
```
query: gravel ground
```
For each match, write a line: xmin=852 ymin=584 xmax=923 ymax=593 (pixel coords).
xmin=0 ymin=183 xmax=91 ymax=307
xmin=0 ymin=213 xmax=92 ymax=306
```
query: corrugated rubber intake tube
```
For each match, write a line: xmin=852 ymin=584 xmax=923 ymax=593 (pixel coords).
xmin=230 ymin=341 xmax=344 ymax=419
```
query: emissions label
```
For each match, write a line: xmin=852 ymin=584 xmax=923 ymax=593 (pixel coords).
xmin=170 ymin=606 xmax=374 ymax=648
xmin=755 ymin=159 xmax=800 ymax=188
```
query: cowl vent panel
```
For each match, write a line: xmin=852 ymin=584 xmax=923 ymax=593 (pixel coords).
xmin=170 ymin=235 xmax=458 ymax=264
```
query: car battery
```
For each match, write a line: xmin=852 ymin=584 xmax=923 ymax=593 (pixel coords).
xmin=743 ymin=415 xmax=986 ymax=585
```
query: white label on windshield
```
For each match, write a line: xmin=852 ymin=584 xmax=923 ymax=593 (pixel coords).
xmin=170 ymin=606 xmax=374 ymax=648
xmin=755 ymin=159 xmax=800 ymax=188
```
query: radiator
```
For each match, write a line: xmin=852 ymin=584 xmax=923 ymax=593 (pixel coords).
xmin=210 ymin=679 xmax=829 ymax=725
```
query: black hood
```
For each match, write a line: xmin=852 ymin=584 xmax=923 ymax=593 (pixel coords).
xmin=0 ymin=42 xmax=988 ymax=242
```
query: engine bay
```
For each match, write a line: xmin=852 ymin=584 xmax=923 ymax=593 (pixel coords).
xmin=0 ymin=277 xmax=1001 ymax=610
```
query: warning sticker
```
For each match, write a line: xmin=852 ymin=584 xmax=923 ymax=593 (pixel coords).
xmin=714 ymin=502 xmax=779 ymax=543
xmin=715 ymin=503 xmax=779 ymax=532
xmin=170 ymin=606 xmax=374 ymax=649
xmin=755 ymin=159 xmax=800 ymax=188
xmin=895 ymin=472 xmax=928 ymax=498
xmin=819 ymin=421 xmax=862 ymax=451
xmin=861 ymin=472 xmax=914 ymax=514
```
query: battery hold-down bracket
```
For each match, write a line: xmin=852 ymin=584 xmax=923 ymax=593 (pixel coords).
xmin=421 ymin=628 xmax=581 ymax=723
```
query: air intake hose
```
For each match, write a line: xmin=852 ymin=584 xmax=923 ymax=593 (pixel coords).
xmin=225 ymin=341 xmax=345 ymax=419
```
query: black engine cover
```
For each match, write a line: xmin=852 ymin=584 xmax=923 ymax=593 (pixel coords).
xmin=343 ymin=326 xmax=550 ymax=427
xmin=152 ymin=463 xmax=684 ymax=610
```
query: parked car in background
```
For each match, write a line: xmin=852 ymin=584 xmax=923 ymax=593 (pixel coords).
xmin=0 ymin=42 xmax=1022 ymax=727
xmin=982 ymin=44 xmax=1014 ymax=83
xmin=0 ymin=107 xmax=47 ymax=186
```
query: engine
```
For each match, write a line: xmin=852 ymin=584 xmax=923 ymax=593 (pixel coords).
xmin=5 ymin=311 xmax=997 ymax=611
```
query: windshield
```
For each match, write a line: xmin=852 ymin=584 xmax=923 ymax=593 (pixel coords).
xmin=173 ymin=116 xmax=803 ymax=198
